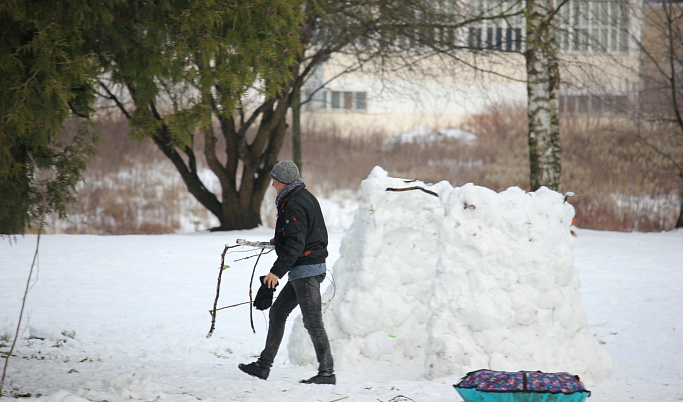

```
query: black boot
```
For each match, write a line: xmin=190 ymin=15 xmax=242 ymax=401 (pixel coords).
xmin=238 ymin=362 xmax=269 ymax=380
xmin=300 ymin=374 xmax=336 ymax=385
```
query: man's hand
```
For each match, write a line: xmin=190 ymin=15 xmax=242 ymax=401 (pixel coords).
xmin=263 ymin=272 xmax=279 ymax=289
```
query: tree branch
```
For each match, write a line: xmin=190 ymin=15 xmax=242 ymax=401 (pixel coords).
xmin=0 ymin=213 xmax=46 ymax=396
xmin=98 ymin=80 xmax=131 ymax=119
xmin=386 ymin=186 xmax=439 ymax=197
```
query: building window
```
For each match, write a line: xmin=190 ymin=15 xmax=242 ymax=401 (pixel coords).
xmin=331 ymin=91 xmax=341 ymax=109
xmin=435 ymin=26 xmax=456 ymax=49
xmin=328 ymin=91 xmax=368 ymax=111
xmin=506 ymin=28 xmax=522 ymax=52
xmin=468 ymin=27 xmax=482 ymax=48
xmin=467 ymin=0 xmax=525 ymax=52
xmin=467 ymin=0 xmax=630 ymax=55
xmin=356 ymin=92 xmax=367 ymax=110
xmin=560 ymin=93 xmax=630 ymax=115
xmin=344 ymin=92 xmax=354 ymax=109
xmin=556 ymin=0 xmax=629 ymax=54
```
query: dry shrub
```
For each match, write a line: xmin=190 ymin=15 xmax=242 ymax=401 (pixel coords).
xmin=562 ymin=121 xmax=680 ymax=231
xmin=45 ymin=116 xmax=215 ymax=234
xmin=45 ymin=105 xmax=681 ymax=234
xmin=294 ymin=102 xmax=530 ymax=192
xmin=295 ymin=103 xmax=680 ymax=232
xmin=292 ymin=104 xmax=530 ymax=195
xmin=295 ymin=127 xmax=385 ymax=194
xmin=458 ymin=102 xmax=530 ymax=190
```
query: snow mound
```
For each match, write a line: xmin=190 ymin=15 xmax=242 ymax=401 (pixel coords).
xmin=288 ymin=166 xmax=612 ymax=382
xmin=382 ymin=126 xmax=477 ymax=149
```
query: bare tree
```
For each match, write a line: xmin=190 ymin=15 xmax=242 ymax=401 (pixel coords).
xmin=635 ymin=0 xmax=683 ymax=227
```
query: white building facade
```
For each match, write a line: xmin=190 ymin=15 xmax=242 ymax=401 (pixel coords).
xmin=299 ymin=0 xmax=644 ymax=137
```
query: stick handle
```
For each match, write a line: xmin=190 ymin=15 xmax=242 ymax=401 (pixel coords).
xmin=236 ymin=239 xmax=274 ymax=249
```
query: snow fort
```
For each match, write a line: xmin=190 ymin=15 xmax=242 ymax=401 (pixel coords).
xmin=288 ymin=166 xmax=612 ymax=382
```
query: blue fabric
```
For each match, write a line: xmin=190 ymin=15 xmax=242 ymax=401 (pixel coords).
xmin=288 ymin=262 xmax=326 ymax=280
xmin=456 ymin=370 xmax=588 ymax=394
xmin=454 ymin=370 xmax=590 ymax=402
xmin=456 ymin=389 xmax=589 ymax=402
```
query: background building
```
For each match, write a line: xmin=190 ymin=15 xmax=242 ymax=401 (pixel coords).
xmin=299 ymin=0 xmax=644 ymax=137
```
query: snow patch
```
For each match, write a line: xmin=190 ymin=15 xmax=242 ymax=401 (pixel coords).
xmin=382 ymin=127 xmax=478 ymax=149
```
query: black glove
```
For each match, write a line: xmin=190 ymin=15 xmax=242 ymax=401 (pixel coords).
xmin=254 ymin=275 xmax=278 ymax=310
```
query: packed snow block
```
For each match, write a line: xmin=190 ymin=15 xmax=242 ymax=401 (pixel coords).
xmin=454 ymin=369 xmax=591 ymax=402
xmin=288 ymin=167 xmax=611 ymax=382
xmin=288 ymin=166 xmax=450 ymax=377
xmin=427 ymin=184 xmax=611 ymax=382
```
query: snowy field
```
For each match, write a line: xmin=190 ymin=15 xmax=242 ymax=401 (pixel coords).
xmin=2 ymin=222 xmax=683 ymax=400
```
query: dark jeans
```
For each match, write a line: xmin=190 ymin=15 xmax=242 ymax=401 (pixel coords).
xmin=257 ymin=273 xmax=334 ymax=376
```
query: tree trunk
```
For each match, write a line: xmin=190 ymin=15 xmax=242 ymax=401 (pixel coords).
xmin=292 ymin=87 xmax=303 ymax=174
xmin=138 ymin=88 xmax=294 ymax=231
xmin=677 ymin=184 xmax=683 ymax=228
xmin=526 ymin=0 xmax=562 ymax=192
xmin=213 ymin=202 xmax=262 ymax=231
xmin=208 ymin=95 xmax=291 ymax=231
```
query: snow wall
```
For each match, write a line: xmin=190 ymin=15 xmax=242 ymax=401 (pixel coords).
xmin=288 ymin=166 xmax=612 ymax=382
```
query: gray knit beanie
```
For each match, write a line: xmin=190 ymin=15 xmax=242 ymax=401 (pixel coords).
xmin=270 ymin=161 xmax=300 ymax=184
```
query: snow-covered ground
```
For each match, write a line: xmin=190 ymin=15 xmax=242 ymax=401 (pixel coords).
xmin=1 ymin=205 xmax=682 ymax=401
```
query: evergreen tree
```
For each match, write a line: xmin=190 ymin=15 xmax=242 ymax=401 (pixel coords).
xmin=0 ymin=1 xmax=105 ymax=234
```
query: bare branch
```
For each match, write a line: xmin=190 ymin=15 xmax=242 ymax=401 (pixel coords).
xmin=386 ymin=186 xmax=439 ymax=197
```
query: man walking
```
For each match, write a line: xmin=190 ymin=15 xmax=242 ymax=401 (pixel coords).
xmin=239 ymin=161 xmax=335 ymax=385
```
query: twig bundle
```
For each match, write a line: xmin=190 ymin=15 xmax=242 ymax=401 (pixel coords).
xmin=206 ymin=240 xmax=273 ymax=338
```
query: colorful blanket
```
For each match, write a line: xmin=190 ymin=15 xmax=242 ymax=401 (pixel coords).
xmin=454 ymin=370 xmax=591 ymax=402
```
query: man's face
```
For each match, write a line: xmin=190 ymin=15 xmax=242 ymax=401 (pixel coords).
xmin=272 ymin=179 xmax=287 ymax=194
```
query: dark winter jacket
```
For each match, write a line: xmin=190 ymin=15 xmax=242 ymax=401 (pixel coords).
xmin=270 ymin=184 xmax=328 ymax=278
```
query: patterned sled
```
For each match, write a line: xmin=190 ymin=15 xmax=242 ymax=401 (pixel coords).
xmin=454 ymin=369 xmax=591 ymax=402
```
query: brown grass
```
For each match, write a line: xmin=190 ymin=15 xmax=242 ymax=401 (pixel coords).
xmin=295 ymin=102 xmax=681 ymax=232
xmin=44 ymin=116 xmax=216 ymax=234
xmin=44 ymin=106 xmax=682 ymax=234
